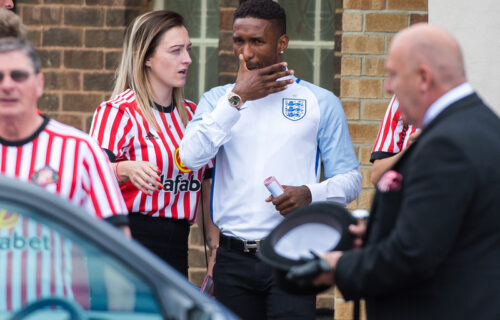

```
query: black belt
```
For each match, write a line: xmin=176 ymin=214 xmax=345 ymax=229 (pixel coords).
xmin=220 ymin=234 xmax=262 ymax=254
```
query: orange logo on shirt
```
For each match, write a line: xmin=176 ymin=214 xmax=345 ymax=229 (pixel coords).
xmin=0 ymin=210 xmax=19 ymax=229
xmin=174 ymin=148 xmax=191 ymax=173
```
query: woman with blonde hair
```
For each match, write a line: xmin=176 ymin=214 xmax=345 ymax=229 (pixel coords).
xmin=90 ymin=10 xmax=212 ymax=276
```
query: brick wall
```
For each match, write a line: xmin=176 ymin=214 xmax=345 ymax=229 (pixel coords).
xmin=336 ymin=0 xmax=428 ymax=319
xmin=16 ymin=0 xmax=151 ymax=132
xmin=13 ymin=0 xmax=428 ymax=317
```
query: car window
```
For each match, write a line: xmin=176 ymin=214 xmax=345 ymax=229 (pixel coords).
xmin=0 ymin=200 xmax=162 ymax=320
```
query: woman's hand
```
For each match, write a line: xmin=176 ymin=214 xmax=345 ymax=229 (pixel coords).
xmin=114 ymin=161 xmax=163 ymax=196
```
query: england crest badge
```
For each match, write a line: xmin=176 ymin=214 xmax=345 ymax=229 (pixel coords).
xmin=282 ymin=98 xmax=306 ymax=121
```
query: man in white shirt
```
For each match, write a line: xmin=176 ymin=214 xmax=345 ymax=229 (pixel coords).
xmin=180 ymin=1 xmax=360 ymax=319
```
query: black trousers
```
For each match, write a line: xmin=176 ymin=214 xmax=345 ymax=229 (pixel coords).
xmin=213 ymin=245 xmax=316 ymax=320
xmin=129 ymin=212 xmax=190 ymax=277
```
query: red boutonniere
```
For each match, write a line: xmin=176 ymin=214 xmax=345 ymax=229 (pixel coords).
xmin=377 ymin=170 xmax=403 ymax=192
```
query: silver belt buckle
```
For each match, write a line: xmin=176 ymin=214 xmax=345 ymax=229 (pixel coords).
xmin=243 ymin=240 xmax=261 ymax=253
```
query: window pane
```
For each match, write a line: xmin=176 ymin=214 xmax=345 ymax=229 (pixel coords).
xmin=206 ymin=0 xmax=220 ymax=38
xmin=205 ymin=46 xmax=219 ymax=96
xmin=0 ymin=201 xmax=162 ymax=317
xmin=278 ymin=0 xmax=315 ymax=41
xmin=320 ymin=0 xmax=335 ymax=41
xmin=320 ymin=49 xmax=334 ymax=91
xmin=184 ymin=46 xmax=200 ymax=102
xmin=164 ymin=0 xmax=202 ymax=38
xmin=283 ymin=48 xmax=314 ymax=84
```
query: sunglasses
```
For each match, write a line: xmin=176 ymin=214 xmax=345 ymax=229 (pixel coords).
xmin=0 ymin=70 xmax=32 ymax=83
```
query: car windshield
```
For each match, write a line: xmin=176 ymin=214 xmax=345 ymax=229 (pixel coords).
xmin=0 ymin=200 xmax=162 ymax=320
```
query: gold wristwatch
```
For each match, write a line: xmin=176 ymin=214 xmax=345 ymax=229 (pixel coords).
xmin=227 ymin=91 xmax=243 ymax=110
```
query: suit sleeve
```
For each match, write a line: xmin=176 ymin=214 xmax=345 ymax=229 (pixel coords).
xmin=335 ymin=134 xmax=475 ymax=300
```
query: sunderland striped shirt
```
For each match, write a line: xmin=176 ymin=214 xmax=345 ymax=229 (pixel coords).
xmin=90 ymin=89 xmax=209 ymax=222
xmin=0 ymin=117 xmax=127 ymax=218
xmin=370 ymin=96 xmax=417 ymax=162
xmin=0 ymin=215 xmax=89 ymax=312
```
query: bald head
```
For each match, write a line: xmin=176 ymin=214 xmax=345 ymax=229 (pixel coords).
xmin=392 ymin=23 xmax=466 ymax=89
xmin=385 ymin=24 xmax=467 ymax=127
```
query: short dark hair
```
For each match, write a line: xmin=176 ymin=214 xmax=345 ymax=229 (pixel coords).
xmin=234 ymin=0 xmax=286 ymax=35
xmin=0 ymin=38 xmax=41 ymax=73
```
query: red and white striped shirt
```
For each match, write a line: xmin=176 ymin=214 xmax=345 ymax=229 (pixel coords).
xmin=90 ymin=90 xmax=210 ymax=222
xmin=370 ymin=96 xmax=417 ymax=162
xmin=0 ymin=117 xmax=127 ymax=218
xmin=0 ymin=214 xmax=89 ymax=312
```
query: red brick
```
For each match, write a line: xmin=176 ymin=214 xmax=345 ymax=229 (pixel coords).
xmin=361 ymin=100 xmax=390 ymax=120
xmin=45 ymin=0 xmax=82 ymax=4
xmin=105 ymin=51 xmax=122 ymax=70
xmin=43 ymin=28 xmax=83 ymax=47
xmin=341 ymin=57 xmax=361 ymax=76
xmin=348 ymin=123 xmax=380 ymax=143
xmin=220 ymin=8 xmax=235 ymax=31
xmin=358 ymin=189 xmax=375 ymax=210
xmin=38 ymin=93 xmax=60 ymax=112
xmin=388 ymin=0 xmax=428 ymax=11
xmin=22 ymin=6 xmax=62 ymax=25
xmin=342 ymin=35 xmax=385 ymax=55
xmin=85 ymin=29 xmax=125 ymax=48
xmin=344 ymin=0 xmax=385 ymax=9
xmin=106 ymin=8 xmax=142 ymax=27
xmin=364 ymin=57 xmax=386 ymax=76
xmin=26 ymin=29 xmax=42 ymax=47
xmin=64 ymin=50 xmax=103 ymax=69
xmin=86 ymin=0 xmax=148 ymax=5
xmin=342 ymin=12 xmax=362 ymax=32
xmin=342 ymin=100 xmax=360 ymax=120
xmin=38 ymin=50 xmax=61 ymax=69
xmin=359 ymin=146 xmax=373 ymax=165
xmin=62 ymin=93 xmax=104 ymax=112
xmin=48 ymin=114 xmax=85 ymax=131
xmin=341 ymin=79 xmax=383 ymax=99
xmin=218 ymin=53 xmax=238 ymax=73
xmin=44 ymin=72 xmax=81 ymax=91
xmin=410 ymin=14 xmax=428 ymax=25
xmin=365 ymin=13 xmax=408 ymax=32
xmin=64 ymin=8 xmax=104 ymax=27
xmin=83 ymin=72 xmax=114 ymax=91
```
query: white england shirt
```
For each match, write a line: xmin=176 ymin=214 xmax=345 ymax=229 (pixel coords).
xmin=180 ymin=76 xmax=361 ymax=240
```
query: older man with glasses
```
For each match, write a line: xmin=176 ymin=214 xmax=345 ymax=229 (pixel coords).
xmin=0 ymin=38 xmax=128 ymax=226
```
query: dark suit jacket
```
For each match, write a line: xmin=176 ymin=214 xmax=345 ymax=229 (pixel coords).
xmin=336 ymin=93 xmax=500 ymax=320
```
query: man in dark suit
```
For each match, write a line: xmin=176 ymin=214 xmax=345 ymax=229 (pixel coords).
xmin=314 ymin=24 xmax=500 ymax=319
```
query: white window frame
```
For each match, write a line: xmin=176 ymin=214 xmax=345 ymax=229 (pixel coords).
xmin=277 ymin=0 xmax=335 ymax=85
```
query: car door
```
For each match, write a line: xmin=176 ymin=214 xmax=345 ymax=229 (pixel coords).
xmin=0 ymin=176 xmax=236 ymax=320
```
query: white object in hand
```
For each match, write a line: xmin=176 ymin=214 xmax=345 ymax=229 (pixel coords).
xmin=264 ymin=176 xmax=284 ymax=197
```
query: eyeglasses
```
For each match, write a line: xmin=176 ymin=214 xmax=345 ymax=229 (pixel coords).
xmin=0 ymin=70 xmax=32 ymax=83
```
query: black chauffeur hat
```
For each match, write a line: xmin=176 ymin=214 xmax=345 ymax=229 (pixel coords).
xmin=258 ymin=202 xmax=357 ymax=295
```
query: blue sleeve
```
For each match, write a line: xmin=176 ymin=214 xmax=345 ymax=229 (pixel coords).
xmin=307 ymin=83 xmax=359 ymax=177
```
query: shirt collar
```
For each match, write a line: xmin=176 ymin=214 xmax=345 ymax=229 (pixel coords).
xmin=422 ymin=82 xmax=474 ymax=127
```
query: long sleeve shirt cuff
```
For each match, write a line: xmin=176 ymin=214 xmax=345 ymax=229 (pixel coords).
xmin=306 ymin=182 xmax=328 ymax=202
xmin=211 ymin=99 xmax=241 ymax=131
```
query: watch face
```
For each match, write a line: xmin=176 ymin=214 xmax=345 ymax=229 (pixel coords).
xmin=229 ymin=94 xmax=241 ymax=107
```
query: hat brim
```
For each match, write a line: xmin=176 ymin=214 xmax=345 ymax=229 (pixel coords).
xmin=258 ymin=202 xmax=357 ymax=295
